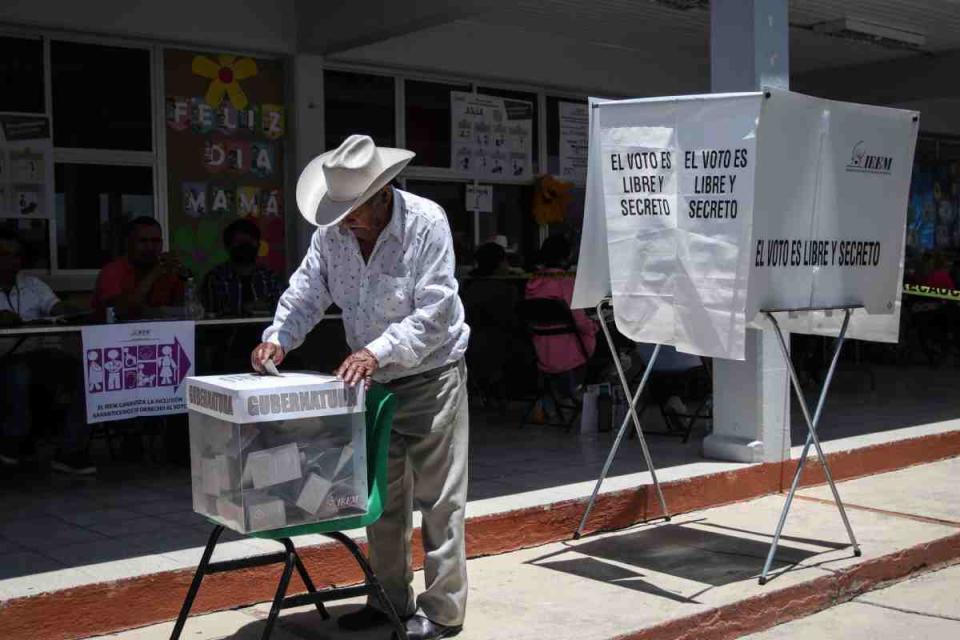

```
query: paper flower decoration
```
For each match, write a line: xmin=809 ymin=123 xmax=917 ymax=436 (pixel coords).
xmin=532 ymin=175 xmax=574 ymax=225
xmin=192 ymin=54 xmax=258 ymax=110
xmin=172 ymin=218 xmax=228 ymax=277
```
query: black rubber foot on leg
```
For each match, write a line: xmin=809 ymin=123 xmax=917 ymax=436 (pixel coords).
xmin=664 ymin=516 xmax=672 ymax=522
xmin=758 ymin=577 xmax=767 ymax=586
xmin=572 ymin=531 xmax=582 ymax=540
xmin=854 ymin=548 xmax=862 ymax=557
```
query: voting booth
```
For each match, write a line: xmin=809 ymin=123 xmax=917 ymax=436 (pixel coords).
xmin=186 ymin=372 xmax=368 ymax=534
xmin=571 ymin=88 xmax=919 ymax=582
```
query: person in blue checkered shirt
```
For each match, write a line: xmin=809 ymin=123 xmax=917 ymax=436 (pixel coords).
xmin=201 ymin=219 xmax=285 ymax=318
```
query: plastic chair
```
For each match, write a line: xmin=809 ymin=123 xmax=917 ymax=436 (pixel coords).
xmin=629 ymin=344 xmax=712 ymax=443
xmin=517 ymin=297 xmax=589 ymax=430
xmin=170 ymin=385 xmax=406 ymax=640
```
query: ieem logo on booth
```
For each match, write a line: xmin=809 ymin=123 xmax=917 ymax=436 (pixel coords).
xmin=846 ymin=140 xmax=893 ymax=174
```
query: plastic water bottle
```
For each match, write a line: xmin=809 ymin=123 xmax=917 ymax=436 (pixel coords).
xmin=184 ymin=277 xmax=204 ymax=320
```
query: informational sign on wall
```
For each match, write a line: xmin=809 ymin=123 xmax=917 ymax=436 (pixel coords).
xmin=451 ymin=91 xmax=533 ymax=181
xmin=465 ymin=183 xmax=493 ymax=212
xmin=0 ymin=115 xmax=53 ymax=220
xmin=558 ymin=101 xmax=588 ymax=185
xmin=573 ymin=89 xmax=918 ymax=360
xmin=82 ymin=321 xmax=195 ymax=424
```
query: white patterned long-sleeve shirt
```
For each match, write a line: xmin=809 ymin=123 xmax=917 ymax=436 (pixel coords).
xmin=264 ymin=188 xmax=470 ymax=382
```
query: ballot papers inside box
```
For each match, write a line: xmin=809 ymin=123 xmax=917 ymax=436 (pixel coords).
xmin=186 ymin=372 xmax=368 ymax=534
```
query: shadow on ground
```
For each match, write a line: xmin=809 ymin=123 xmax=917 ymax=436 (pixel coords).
xmin=219 ymin=603 xmax=389 ymax=640
xmin=526 ymin=519 xmax=854 ymax=602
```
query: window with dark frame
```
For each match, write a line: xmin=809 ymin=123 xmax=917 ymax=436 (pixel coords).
xmin=55 ymin=163 xmax=154 ymax=270
xmin=324 ymin=70 xmax=396 ymax=150
xmin=0 ymin=36 xmax=45 ymax=114
xmin=405 ymin=79 xmax=471 ymax=169
xmin=51 ymin=40 xmax=152 ymax=151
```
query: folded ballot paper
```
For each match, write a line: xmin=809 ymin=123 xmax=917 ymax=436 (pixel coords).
xmin=185 ymin=371 xmax=368 ymax=533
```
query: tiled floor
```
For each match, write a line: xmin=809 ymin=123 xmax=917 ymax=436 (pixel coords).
xmin=0 ymin=362 xmax=957 ymax=600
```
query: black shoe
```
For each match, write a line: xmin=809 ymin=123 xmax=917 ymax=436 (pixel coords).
xmin=403 ymin=615 xmax=462 ymax=640
xmin=0 ymin=439 xmax=36 ymax=467
xmin=51 ymin=452 xmax=97 ymax=476
xmin=338 ymin=605 xmax=411 ymax=631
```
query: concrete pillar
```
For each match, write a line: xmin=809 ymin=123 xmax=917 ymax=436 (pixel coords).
xmin=702 ymin=0 xmax=791 ymax=464
xmin=289 ymin=55 xmax=326 ymax=264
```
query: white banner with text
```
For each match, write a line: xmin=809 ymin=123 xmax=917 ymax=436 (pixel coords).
xmin=574 ymin=89 xmax=918 ymax=359
xmin=82 ymin=321 xmax=195 ymax=423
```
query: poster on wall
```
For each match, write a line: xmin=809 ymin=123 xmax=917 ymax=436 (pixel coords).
xmin=450 ymin=91 xmax=533 ymax=180
xmin=0 ymin=115 xmax=53 ymax=220
xmin=907 ymin=165 xmax=959 ymax=252
xmin=558 ymin=101 xmax=588 ymax=185
xmin=164 ymin=50 xmax=286 ymax=281
xmin=82 ymin=321 xmax=195 ymax=424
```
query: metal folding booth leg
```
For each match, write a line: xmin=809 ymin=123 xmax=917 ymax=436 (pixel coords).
xmin=574 ymin=298 xmax=671 ymax=539
xmin=171 ymin=525 xmax=408 ymax=640
xmin=758 ymin=310 xmax=861 ymax=585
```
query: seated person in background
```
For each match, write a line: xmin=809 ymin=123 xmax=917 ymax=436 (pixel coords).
xmin=91 ymin=216 xmax=185 ymax=321
xmin=914 ymin=251 xmax=956 ymax=367
xmin=525 ymin=235 xmax=598 ymax=392
xmin=460 ymin=242 xmax=518 ymax=411
xmin=919 ymin=251 xmax=956 ymax=290
xmin=0 ymin=230 xmax=94 ymax=474
xmin=0 ymin=229 xmax=65 ymax=325
xmin=201 ymin=218 xmax=285 ymax=317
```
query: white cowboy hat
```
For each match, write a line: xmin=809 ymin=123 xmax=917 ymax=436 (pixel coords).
xmin=296 ymin=134 xmax=415 ymax=227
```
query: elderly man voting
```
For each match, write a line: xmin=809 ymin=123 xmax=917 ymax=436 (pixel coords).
xmin=251 ymin=135 xmax=470 ymax=640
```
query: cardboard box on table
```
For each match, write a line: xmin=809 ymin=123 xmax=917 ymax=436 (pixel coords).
xmin=186 ymin=371 xmax=367 ymax=534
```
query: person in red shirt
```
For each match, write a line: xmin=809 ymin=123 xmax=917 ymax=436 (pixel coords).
xmin=92 ymin=217 xmax=185 ymax=321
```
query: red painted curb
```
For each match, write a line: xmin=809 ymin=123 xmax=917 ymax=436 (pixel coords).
xmin=2 ymin=429 xmax=958 ymax=640
xmin=614 ymin=531 xmax=960 ymax=640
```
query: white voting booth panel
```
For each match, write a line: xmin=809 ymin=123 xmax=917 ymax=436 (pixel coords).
xmin=185 ymin=372 xmax=368 ymax=534
xmin=750 ymin=89 xmax=917 ymax=322
xmin=571 ymin=88 xmax=919 ymax=582
xmin=573 ymin=88 xmax=919 ymax=359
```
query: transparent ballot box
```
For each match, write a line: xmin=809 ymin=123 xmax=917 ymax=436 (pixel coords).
xmin=185 ymin=372 xmax=367 ymax=534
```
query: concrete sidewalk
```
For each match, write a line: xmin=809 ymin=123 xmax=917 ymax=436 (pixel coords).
xmin=93 ymin=457 xmax=960 ymax=640
xmin=744 ymin=564 xmax=960 ymax=638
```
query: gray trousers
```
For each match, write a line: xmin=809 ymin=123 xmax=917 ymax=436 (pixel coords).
xmin=367 ymin=359 xmax=469 ymax=627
